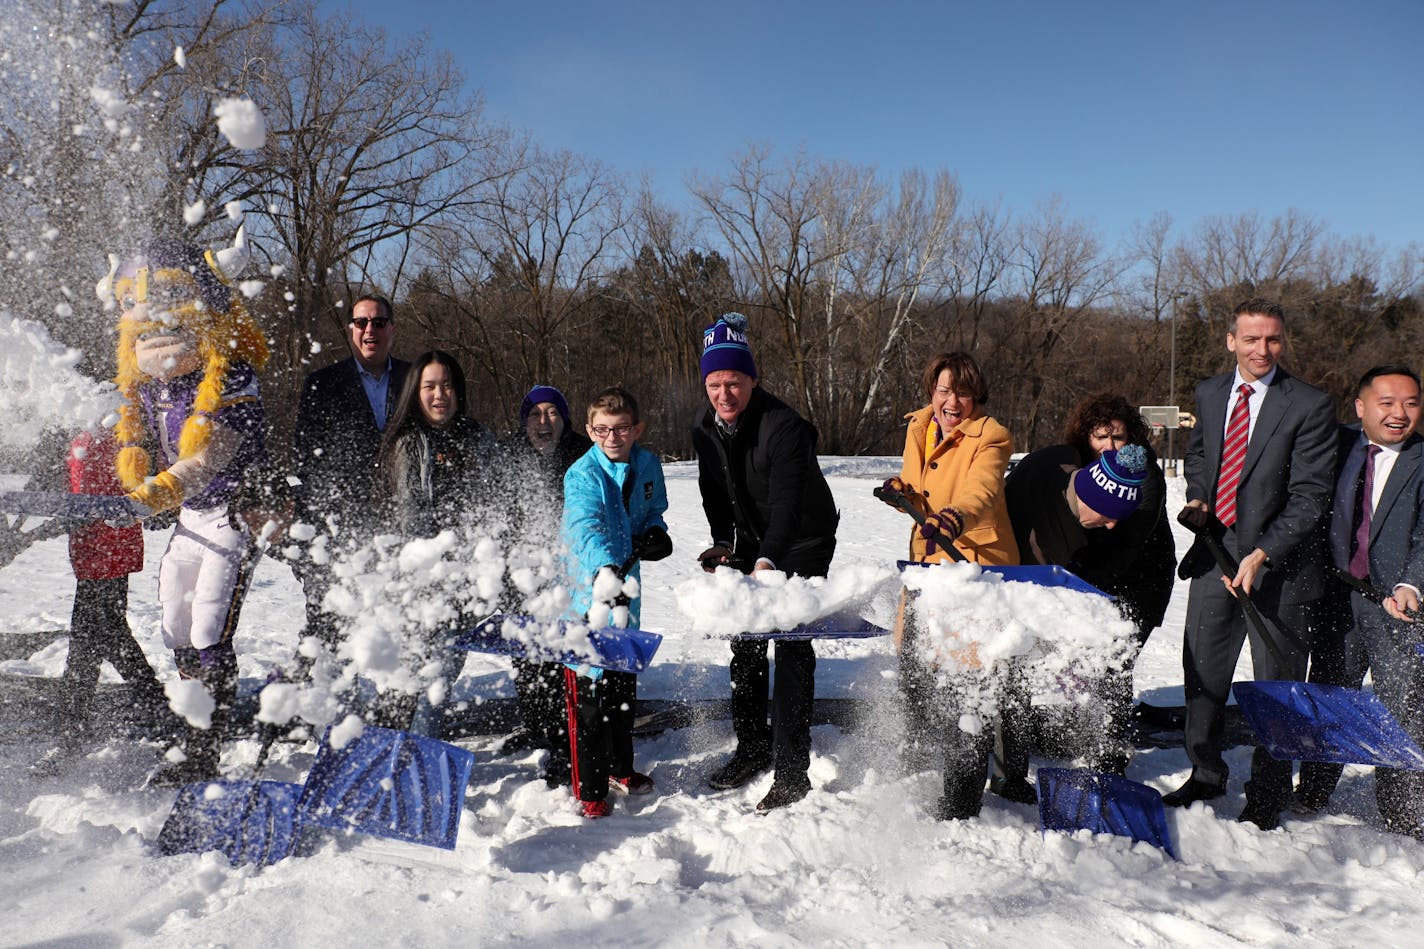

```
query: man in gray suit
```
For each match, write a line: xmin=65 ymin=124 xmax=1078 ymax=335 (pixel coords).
xmin=1167 ymin=298 xmax=1336 ymax=830
xmin=1298 ymin=366 xmax=1424 ymax=836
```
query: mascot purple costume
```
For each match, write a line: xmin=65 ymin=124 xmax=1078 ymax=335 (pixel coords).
xmin=102 ymin=237 xmax=269 ymax=783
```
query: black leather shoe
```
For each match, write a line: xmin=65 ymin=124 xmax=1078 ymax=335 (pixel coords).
xmin=1162 ymin=777 xmax=1225 ymax=808
xmin=1238 ymin=800 xmax=1282 ymax=831
xmin=707 ymin=751 xmax=773 ymax=790
xmin=989 ymin=775 xmax=1038 ymax=805
xmin=1290 ymin=787 xmax=1331 ymax=815
xmin=1382 ymin=816 xmax=1424 ymax=840
xmin=755 ymin=779 xmax=811 ymax=812
xmin=499 ymin=728 xmax=545 ymax=757
xmin=934 ymin=793 xmax=983 ymax=821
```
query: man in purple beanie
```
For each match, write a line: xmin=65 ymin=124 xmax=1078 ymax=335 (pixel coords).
xmin=691 ymin=313 xmax=840 ymax=812
xmin=997 ymin=442 xmax=1152 ymax=801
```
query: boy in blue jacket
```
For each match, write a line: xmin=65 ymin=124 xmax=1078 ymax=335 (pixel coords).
xmin=561 ymin=386 xmax=672 ymax=818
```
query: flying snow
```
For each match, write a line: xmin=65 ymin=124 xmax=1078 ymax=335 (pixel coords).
xmin=0 ymin=315 xmax=120 ymax=451
xmin=213 ymin=98 xmax=266 ymax=150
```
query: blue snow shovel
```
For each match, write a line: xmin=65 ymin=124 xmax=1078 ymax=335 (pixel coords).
xmin=1232 ymin=681 xmax=1424 ymax=770
xmin=156 ymin=779 xmax=304 ymax=867
xmin=1037 ymin=767 xmax=1179 ymax=860
xmin=298 ymin=724 xmax=474 ymax=850
xmin=452 ymin=615 xmax=663 ymax=674
xmin=729 ymin=610 xmax=890 ymax=641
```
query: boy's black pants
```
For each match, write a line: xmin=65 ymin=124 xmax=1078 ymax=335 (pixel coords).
xmin=564 ymin=668 xmax=636 ymax=802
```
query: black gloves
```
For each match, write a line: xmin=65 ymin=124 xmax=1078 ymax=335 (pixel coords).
xmin=632 ymin=526 xmax=673 ymax=563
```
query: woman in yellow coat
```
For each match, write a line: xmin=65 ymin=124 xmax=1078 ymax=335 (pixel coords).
xmin=891 ymin=352 xmax=1018 ymax=567
xmin=882 ymin=351 xmax=1020 ymax=820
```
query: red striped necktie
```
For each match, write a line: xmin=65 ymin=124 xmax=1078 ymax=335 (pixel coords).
xmin=1214 ymin=383 xmax=1253 ymax=528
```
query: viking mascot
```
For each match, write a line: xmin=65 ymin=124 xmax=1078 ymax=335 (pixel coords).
xmin=101 ymin=237 xmax=269 ymax=784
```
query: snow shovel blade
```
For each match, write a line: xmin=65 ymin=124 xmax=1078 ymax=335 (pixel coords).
xmin=1232 ymin=681 xmax=1424 ymax=770
xmin=898 ymin=560 xmax=1111 ymax=599
xmin=156 ymin=779 xmax=303 ymax=867
xmin=0 ymin=490 xmax=140 ymax=521
xmin=729 ymin=610 xmax=890 ymax=641
xmin=586 ymin=626 xmax=662 ymax=673
xmin=452 ymin=615 xmax=663 ymax=673
xmin=1037 ymin=768 xmax=1179 ymax=860
xmin=298 ymin=725 xmax=474 ymax=850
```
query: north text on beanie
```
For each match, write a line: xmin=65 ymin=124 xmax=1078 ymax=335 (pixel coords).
xmin=699 ymin=312 xmax=757 ymax=380
xmin=1073 ymin=444 xmax=1149 ymax=522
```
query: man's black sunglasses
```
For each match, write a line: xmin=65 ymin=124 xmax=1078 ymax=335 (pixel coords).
xmin=350 ymin=317 xmax=391 ymax=330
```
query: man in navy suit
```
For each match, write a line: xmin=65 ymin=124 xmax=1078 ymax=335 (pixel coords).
xmin=1297 ymin=366 xmax=1424 ymax=836
xmin=1167 ymin=298 xmax=1336 ymax=830
xmin=291 ymin=294 xmax=410 ymax=662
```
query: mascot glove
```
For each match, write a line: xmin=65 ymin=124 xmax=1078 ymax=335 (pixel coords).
xmin=127 ymin=470 xmax=185 ymax=515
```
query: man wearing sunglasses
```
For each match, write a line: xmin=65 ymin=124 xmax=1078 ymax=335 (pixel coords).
xmin=291 ymin=294 xmax=410 ymax=672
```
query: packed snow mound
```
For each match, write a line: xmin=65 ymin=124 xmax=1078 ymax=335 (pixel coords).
xmin=0 ymin=314 xmax=120 ymax=451
xmin=901 ymin=561 xmax=1138 ymax=721
xmin=674 ymin=564 xmax=898 ymax=635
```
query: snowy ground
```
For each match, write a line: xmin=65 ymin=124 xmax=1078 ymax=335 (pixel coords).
xmin=2 ymin=459 xmax=1422 ymax=947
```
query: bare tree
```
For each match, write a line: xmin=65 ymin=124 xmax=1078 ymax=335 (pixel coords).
xmin=999 ymin=197 xmax=1119 ymax=445
xmin=248 ymin=2 xmax=493 ymax=397
xmin=457 ymin=142 xmax=629 ymax=384
xmin=0 ymin=0 xmax=281 ymax=358
xmin=841 ymin=169 xmax=960 ymax=451
xmin=690 ymin=145 xmax=839 ymax=418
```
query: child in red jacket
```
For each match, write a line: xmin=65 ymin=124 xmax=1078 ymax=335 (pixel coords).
xmin=54 ymin=430 xmax=168 ymax=749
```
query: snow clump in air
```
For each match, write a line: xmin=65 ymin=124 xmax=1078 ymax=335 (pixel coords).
xmin=213 ymin=98 xmax=266 ymax=149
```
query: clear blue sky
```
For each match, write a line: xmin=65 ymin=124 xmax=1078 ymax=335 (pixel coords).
xmin=322 ymin=0 xmax=1422 ymax=253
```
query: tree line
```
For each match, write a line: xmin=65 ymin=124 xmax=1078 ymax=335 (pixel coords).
xmin=3 ymin=0 xmax=1420 ymax=463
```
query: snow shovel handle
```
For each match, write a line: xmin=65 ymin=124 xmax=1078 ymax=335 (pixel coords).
xmin=1328 ymin=565 xmax=1422 ymax=624
xmin=873 ymin=484 xmax=968 ymax=563
xmin=1176 ymin=510 xmax=1292 ymax=668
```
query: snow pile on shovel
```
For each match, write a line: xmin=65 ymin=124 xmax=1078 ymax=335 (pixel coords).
xmin=673 ymin=564 xmax=899 ymax=636
xmin=900 ymin=561 xmax=1137 ymax=728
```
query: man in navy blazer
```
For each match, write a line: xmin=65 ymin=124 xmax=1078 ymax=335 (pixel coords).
xmin=291 ymin=294 xmax=410 ymax=660
xmin=1298 ymin=366 xmax=1424 ymax=836
xmin=1168 ymin=298 xmax=1336 ymax=829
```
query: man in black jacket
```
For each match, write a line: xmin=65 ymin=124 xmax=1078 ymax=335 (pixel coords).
xmin=1002 ymin=439 xmax=1160 ymax=790
xmin=291 ymin=294 xmax=410 ymax=665
xmin=692 ymin=313 xmax=839 ymax=812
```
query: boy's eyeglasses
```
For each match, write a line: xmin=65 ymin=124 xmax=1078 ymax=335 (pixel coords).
xmin=350 ymin=317 xmax=391 ymax=330
xmin=590 ymin=423 xmax=634 ymax=438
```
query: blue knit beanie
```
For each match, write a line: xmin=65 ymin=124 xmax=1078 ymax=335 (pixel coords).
xmin=1073 ymin=444 xmax=1149 ymax=521
xmin=520 ymin=385 xmax=570 ymax=425
xmin=700 ymin=312 xmax=757 ymax=380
